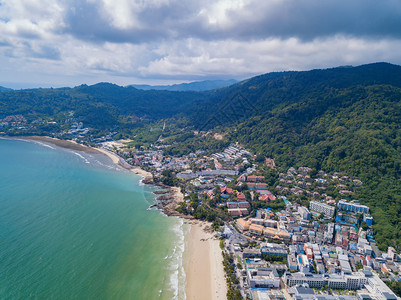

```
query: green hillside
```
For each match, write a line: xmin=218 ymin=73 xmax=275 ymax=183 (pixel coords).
xmin=189 ymin=63 xmax=401 ymax=129
xmin=0 ymin=83 xmax=207 ymax=130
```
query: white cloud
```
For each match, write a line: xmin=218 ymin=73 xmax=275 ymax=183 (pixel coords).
xmin=198 ymin=0 xmax=245 ymax=26
xmin=138 ymin=37 xmax=401 ymax=79
xmin=0 ymin=0 xmax=401 ymax=87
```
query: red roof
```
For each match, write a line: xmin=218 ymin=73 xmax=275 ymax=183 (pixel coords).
xmin=237 ymin=175 xmax=247 ymax=182
xmin=259 ymin=194 xmax=269 ymax=201
xmin=237 ymin=192 xmax=246 ymax=200
xmin=220 ymin=186 xmax=233 ymax=194
xmin=247 ymin=182 xmax=256 ymax=189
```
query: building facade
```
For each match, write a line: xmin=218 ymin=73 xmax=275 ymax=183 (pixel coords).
xmin=284 ymin=272 xmax=368 ymax=290
xmin=309 ymin=201 xmax=336 ymax=218
xmin=338 ymin=200 xmax=369 ymax=214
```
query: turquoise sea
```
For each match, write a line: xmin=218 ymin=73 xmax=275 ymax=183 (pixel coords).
xmin=0 ymin=138 xmax=188 ymax=299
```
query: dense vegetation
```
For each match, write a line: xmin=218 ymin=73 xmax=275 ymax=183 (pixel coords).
xmin=261 ymin=254 xmax=288 ymax=265
xmin=386 ymin=281 xmax=401 ymax=297
xmin=1 ymin=62 xmax=401 ymax=249
xmin=222 ymin=251 xmax=242 ymax=300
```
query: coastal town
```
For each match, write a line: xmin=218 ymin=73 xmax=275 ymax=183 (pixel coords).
xmin=1 ymin=116 xmax=401 ymax=300
xmin=97 ymin=138 xmax=399 ymax=300
xmin=1 ymin=1 xmax=401 ymax=297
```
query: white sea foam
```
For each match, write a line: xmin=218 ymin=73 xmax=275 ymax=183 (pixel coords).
xmin=94 ymin=160 xmax=115 ymax=170
xmin=165 ymin=217 xmax=188 ymax=300
xmin=33 ymin=141 xmax=57 ymax=150
xmin=92 ymin=158 xmax=128 ymax=172
xmin=72 ymin=151 xmax=90 ymax=164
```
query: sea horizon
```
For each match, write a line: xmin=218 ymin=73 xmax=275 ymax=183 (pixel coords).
xmin=0 ymin=138 xmax=188 ymax=299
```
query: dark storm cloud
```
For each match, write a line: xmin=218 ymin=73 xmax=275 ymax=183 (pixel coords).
xmin=226 ymin=0 xmax=401 ymax=40
xmin=64 ymin=2 xmax=158 ymax=43
xmin=62 ymin=0 xmax=401 ymax=44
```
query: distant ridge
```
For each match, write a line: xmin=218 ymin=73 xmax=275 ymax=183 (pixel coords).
xmin=0 ymin=86 xmax=12 ymax=92
xmin=129 ymin=79 xmax=237 ymax=91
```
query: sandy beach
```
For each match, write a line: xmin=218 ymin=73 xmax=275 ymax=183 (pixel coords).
xmin=185 ymin=221 xmax=227 ymax=300
xmin=95 ymin=147 xmax=121 ymax=164
xmin=94 ymin=147 xmax=154 ymax=181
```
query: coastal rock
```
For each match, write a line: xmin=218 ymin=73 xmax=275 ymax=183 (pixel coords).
xmin=142 ymin=178 xmax=154 ymax=184
xmin=156 ymin=195 xmax=171 ymax=201
xmin=153 ymin=190 xmax=169 ymax=195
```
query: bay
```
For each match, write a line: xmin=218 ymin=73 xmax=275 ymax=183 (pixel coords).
xmin=0 ymin=138 xmax=187 ymax=299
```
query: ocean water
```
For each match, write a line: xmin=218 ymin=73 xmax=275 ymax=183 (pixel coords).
xmin=0 ymin=138 xmax=188 ymax=299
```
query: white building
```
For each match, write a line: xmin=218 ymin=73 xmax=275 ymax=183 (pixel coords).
xmin=247 ymin=267 xmax=281 ymax=289
xmin=298 ymin=206 xmax=311 ymax=220
xmin=310 ymin=201 xmax=336 ymax=218
xmin=284 ymin=272 xmax=369 ymax=290
xmin=362 ymin=270 xmax=398 ymax=300
xmin=297 ymin=255 xmax=311 ymax=273
xmin=338 ymin=200 xmax=369 ymax=214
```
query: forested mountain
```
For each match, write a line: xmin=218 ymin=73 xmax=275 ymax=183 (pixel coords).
xmin=189 ymin=63 xmax=401 ymax=128
xmin=1 ymin=62 xmax=401 ymax=248
xmin=0 ymin=83 xmax=207 ymax=129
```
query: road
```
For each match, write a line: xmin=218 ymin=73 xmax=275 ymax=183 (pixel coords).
xmin=227 ymin=224 xmax=248 ymax=248
xmin=226 ymin=223 xmax=251 ymax=298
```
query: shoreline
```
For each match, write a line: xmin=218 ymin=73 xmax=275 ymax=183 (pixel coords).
xmin=5 ymin=135 xmax=99 ymax=153
xmin=92 ymin=145 xmax=192 ymax=219
xmin=7 ymin=135 xmax=191 ymax=218
xmin=4 ymin=135 xmax=226 ymax=300
xmin=94 ymin=147 xmax=154 ymax=183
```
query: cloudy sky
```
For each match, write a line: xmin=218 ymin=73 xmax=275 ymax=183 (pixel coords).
xmin=1 ymin=0 xmax=401 ymax=88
